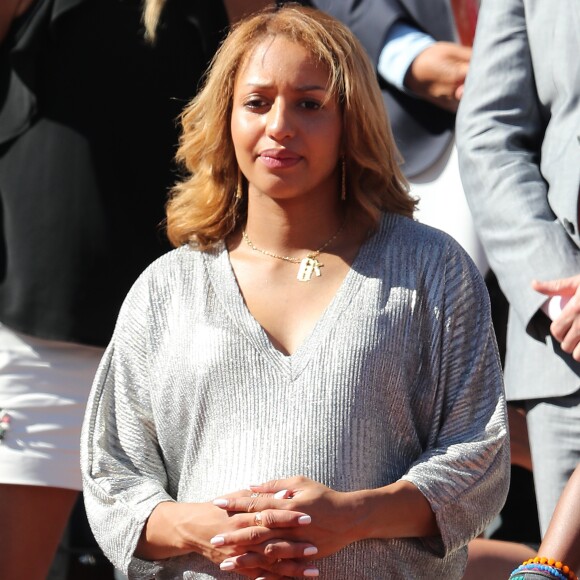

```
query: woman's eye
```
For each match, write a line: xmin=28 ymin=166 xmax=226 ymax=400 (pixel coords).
xmin=244 ymin=98 xmax=268 ymax=110
xmin=300 ymin=100 xmax=321 ymax=110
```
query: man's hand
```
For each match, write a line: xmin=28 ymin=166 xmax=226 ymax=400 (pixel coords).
xmin=533 ymin=275 xmax=580 ymax=361
xmin=404 ymin=42 xmax=471 ymax=112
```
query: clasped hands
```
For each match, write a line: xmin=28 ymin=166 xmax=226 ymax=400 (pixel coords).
xmin=210 ymin=476 xmax=361 ymax=579
xmin=137 ymin=477 xmax=365 ymax=579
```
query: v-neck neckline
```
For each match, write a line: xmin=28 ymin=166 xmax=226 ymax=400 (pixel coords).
xmin=202 ymin=215 xmax=389 ymax=380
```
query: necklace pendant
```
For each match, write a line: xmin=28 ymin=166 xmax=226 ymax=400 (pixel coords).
xmin=297 ymin=257 xmax=322 ymax=282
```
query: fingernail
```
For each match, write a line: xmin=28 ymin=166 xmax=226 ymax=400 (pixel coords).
xmin=304 ymin=568 xmax=319 ymax=577
xmin=213 ymin=499 xmax=228 ymax=508
xmin=220 ymin=561 xmax=235 ymax=571
xmin=303 ymin=546 xmax=318 ymax=556
xmin=298 ymin=515 xmax=311 ymax=525
xmin=274 ymin=489 xmax=289 ymax=499
xmin=210 ymin=535 xmax=225 ymax=546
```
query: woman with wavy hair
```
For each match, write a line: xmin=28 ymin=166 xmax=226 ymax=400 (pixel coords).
xmin=82 ymin=5 xmax=509 ymax=578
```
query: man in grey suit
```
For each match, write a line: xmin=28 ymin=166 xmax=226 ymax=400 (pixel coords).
xmin=457 ymin=0 xmax=580 ymax=535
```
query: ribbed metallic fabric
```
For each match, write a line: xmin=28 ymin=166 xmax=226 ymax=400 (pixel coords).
xmin=81 ymin=213 xmax=509 ymax=579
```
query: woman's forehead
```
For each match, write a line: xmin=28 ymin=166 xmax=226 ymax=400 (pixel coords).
xmin=235 ymin=36 xmax=332 ymax=88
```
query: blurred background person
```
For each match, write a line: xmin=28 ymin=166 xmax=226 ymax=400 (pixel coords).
xmin=458 ymin=0 xmax=580 ymax=573
xmin=474 ymin=463 xmax=580 ymax=580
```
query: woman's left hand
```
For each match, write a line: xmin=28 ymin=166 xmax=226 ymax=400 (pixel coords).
xmin=212 ymin=476 xmax=366 ymax=571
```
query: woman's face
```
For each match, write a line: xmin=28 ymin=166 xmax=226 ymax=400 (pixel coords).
xmin=231 ymin=36 xmax=343 ymax=205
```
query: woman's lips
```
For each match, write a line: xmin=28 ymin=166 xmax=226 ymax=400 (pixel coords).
xmin=258 ymin=149 xmax=301 ymax=169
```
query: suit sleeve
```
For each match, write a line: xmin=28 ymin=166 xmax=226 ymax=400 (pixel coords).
xmin=456 ymin=0 xmax=580 ymax=339
xmin=309 ymin=0 xmax=403 ymax=66
xmin=308 ymin=0 xmax=456 ymax=177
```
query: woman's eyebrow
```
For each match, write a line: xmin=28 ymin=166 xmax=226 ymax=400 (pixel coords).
xmin=241 ymin=80 xmax=327 ymax=92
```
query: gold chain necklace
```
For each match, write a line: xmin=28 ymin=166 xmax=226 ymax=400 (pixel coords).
xmin=242 ymin=220 xmax=346 ymax=282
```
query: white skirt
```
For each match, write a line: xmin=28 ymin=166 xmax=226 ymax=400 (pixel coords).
xmin=0 ymin=323 xmax=104 ymax=490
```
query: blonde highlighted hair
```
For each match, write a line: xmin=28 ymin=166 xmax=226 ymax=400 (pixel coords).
xmin=142 ymin=0 xmax=167 ymax=42
xmin=166 ymin=4 xmax=414 ymax=249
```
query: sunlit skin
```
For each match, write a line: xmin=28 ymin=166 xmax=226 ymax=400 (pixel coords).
xmin=227 ymin=35 xmax=366 ymax=358
xmin=135 ymin=37 xmax=359 ymax=579
xmin=230 ymin=35 xmax=343 ymax=209
xmin=216 ymin=36 xmax=439 ymax=576
xmin=136 ymin=35 xmax=438 ymax=580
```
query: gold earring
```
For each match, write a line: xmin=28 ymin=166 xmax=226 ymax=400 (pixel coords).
xmin=341 ymin=158 xmax=346 ymax=201
xmin=236 ymin=168 xmax=243 ymax=200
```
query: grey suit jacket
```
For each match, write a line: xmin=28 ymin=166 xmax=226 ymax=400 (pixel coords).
xmin=457 ymin=0 xmax=580 ymax=400
xmin=307 ymin=0 xmax=457 ymax=177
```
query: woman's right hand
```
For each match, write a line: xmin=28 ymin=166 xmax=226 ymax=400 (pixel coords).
xmin=135 ymin=500 xmax=318 ymax=579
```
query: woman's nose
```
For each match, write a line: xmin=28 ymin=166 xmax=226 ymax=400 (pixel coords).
xmin=266 ymin=100 xmax=294 ymax=140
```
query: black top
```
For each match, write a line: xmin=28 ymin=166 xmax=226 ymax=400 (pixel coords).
xmin=0 ymin=0 xmax=228 ymax=346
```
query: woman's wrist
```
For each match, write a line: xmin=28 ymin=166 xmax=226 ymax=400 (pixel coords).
xmin=353 ymin=481 xmax=439 ymax=542
xmin=509 ymin=557 xmax=578 ymax=580
xmin=135 ymin=500 xmax=212 ymax=561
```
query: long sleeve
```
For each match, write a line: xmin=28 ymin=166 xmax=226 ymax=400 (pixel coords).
xmin=377 ymin=21 xmax=435 ymax=90
xmin=456 ymin=0 xmax=580 ymax=339
xmin=308 ymin=0 xmax=402 ymax=67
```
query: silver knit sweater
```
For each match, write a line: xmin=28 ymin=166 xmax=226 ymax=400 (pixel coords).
xmin=81 ymin=213 xmax=509 ymax=579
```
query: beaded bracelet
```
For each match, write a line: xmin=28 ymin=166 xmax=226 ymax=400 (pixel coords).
xmin=509 ymin=557 xmax=578 ymax=580
xmin=510 ymin=573 xmax=569 ymax=580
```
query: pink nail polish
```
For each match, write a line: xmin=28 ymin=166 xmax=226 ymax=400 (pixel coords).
xmin=213 ymin=498 xmax=228 ymax=508
xmin=298 ymin=515 xmax=311 ymax=525
xmin=210 ymin=535 xmax=225 ymax=546
xmin=303 ymin=546 xmax=318 ymax=556
xmin=304 ymin=567 xmax=319 ymax=577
